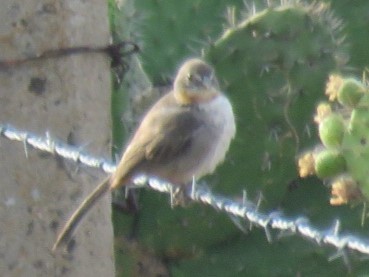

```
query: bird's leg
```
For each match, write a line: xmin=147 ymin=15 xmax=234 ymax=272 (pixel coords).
xmin=191 ymin=176 xmax=197 ymax=199
xmin=112 ymin=186 xmax=139 ymax=213
xmin=170 ymin=180 xmax=195 ymax=208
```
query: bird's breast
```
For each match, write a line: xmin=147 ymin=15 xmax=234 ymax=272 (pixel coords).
xmin=194 ymin=94 xmax=236 ymax=177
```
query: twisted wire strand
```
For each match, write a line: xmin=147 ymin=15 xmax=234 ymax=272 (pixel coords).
xmin=1 ymin=123 xmax=369 ymax=258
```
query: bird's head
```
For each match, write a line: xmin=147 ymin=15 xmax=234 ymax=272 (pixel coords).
xmin=173 ymin=58 xmax=220 ymax=105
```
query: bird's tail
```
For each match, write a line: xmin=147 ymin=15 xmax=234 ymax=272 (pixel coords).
xmin=52 ymin=176 xmax=111 ymax=252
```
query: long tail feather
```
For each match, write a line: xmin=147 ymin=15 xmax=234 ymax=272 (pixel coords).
xmin=52 ymin=177 xmax=111 ymax=251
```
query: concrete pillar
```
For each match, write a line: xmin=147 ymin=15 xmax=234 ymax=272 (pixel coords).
xmin=0 ymin=0 xmax=115 ymax=275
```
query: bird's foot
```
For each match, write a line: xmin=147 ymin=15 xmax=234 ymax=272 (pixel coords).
xmin=170 ymin=185 xmax=192 ymax=208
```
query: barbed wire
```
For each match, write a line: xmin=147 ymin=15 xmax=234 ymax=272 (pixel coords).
xmin=1 ymin=124 xmax=369 ymax=261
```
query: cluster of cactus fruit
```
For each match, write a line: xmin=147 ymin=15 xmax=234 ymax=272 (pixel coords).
xmin=298 ymin=75 xmax=369 ymax=206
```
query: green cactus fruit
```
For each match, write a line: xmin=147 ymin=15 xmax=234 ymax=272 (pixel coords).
xmin=314 ymin=150 xmax=346 ymax=178
xmin=319 ymin=114 xmax=345 ymax=148
xmin=338 ymin=78 xmax=366 ymax=107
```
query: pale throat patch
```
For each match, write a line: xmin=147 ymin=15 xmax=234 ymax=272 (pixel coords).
xmin=175 ymin=88 xmax=219 ymax=105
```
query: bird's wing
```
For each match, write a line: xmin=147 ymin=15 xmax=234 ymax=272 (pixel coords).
xmin=111 ymin=94 xmax=204 ymax=188
xmin=144 ymin=109 xmax=203 ymax=163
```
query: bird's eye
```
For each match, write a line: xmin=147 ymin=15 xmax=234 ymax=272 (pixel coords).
xmin=186 ymin=73 xmax=194 ymax=82
xmin=186 ymin=73 xmax=203 ymax=85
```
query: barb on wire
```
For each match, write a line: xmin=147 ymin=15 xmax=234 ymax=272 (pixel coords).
xmin=1 ymin=124 xmax=369 ymax=257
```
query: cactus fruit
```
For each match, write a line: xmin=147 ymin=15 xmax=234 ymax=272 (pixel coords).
xmin=338 ymin=78 xmax=367 ymax=107
xmin=330 ymin=176 xmax=363 ymax=206
xmin=300 ymin=74 xmax=369 ymax=205
xmin=318 ymin=113 xmax=345 ymax=148
xmin=298 ymin=147 xmax=346 ymax=179
xmin=314 ymin=149 xmax=346 ymax=178
xmin=298 ymin=151 xmax=315 ymax=178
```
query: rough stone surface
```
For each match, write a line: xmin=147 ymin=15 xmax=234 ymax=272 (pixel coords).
xmin=0 ymin=0 xmax=115 ymax=276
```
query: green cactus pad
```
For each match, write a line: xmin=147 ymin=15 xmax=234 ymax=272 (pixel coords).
xmin=122 ymin=2 xmax=348 ymax=270
xmin=342 ymin=107 xmax=369 ymax=199
xmin=205 ymin=3 xmax=345 ymax=204
xmin=134 ymin=0 xmax=244 ymax=83
xmin=109 ymin=1 xmax=369 ymax=276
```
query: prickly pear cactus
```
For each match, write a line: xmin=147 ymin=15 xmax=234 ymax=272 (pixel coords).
xmin=133 ymin=0 xmax=244 ymax=84
xmin=109 ymin=0 xmax=369 ymax=276
xmin=205 ymin=2 xmax=346 ymax=204
xmin=299 ymin=75 xmax=369 ymax=206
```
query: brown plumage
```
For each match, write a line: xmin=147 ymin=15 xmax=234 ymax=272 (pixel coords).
xmin=52 ymin=58 xmax=236 ymax=251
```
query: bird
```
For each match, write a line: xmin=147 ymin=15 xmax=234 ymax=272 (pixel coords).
xmin=52 ymin=58 xmax=236 ymax=251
